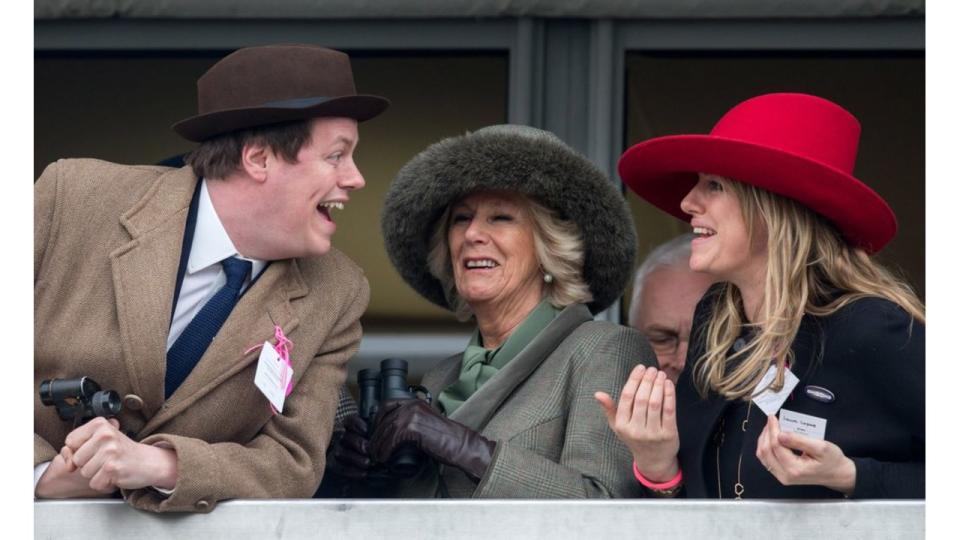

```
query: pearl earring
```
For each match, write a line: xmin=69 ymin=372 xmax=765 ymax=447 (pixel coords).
xmin=543 ymin=273 xmax=554 ymax=283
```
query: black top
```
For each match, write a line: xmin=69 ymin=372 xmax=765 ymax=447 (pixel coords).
xmin=676 ymin=284 xmax=925 ymax=499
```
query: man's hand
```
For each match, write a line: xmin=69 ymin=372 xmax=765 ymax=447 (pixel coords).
xmin=63 ymin=417 xmax=179 ymax=492
xmin=35 ymin=450 xmax=116 ymax=499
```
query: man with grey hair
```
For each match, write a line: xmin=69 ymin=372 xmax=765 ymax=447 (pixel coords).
xmin=628 ymin=234 xmax=716 ymax=383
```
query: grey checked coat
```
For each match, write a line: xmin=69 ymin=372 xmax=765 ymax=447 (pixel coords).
xmin=392 ymin=304 xmax=655 ymax=498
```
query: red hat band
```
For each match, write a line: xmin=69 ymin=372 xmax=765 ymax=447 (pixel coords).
xmin=711 ymin=93 xmax=861 ymax=175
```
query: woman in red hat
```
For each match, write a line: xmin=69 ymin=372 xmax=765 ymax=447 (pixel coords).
xmin=599 ymin=93 xmax=925 ymax=499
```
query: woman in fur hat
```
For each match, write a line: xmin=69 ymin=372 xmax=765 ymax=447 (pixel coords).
xmin=603 ymin=93 xmax=925 ymax=499
xmin=334 ymin=125 xmax=656 ymax=497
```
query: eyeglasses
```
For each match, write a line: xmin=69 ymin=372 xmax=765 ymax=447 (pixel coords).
xmin=645 ymin=330 xmax=681 ymax=356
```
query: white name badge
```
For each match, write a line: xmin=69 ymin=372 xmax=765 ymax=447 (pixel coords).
xmin=254 ymin=341 xmax=293 ymax=413
xmin=751 ymin=365 xmax=799 ymax=416
xmin=779 ymin=408 xmax=827 ymax=440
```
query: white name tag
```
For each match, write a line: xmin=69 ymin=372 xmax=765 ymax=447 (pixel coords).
xmin=779 ymin=408 xmax=827 ymax=440
xmin=254 ymin=341 xmax=293 ymax=413
xmin=751 ymin=364 xmax=799 ymax=416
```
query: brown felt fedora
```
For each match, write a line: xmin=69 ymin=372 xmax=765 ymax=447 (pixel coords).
xmin=173 ymin=44 xmax=390 ymax=142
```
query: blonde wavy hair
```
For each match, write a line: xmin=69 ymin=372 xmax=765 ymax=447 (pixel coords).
xmin=427 ymin=192 xmax=593 ymax=321
xmin=694 ymin=179 xmax=925 ymax=400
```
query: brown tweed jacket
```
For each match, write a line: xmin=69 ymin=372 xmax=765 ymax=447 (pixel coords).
xmin=391 ymin=304 xmax=654 ymax=498
xmin=34 ymin=159 xmax=369 ymax=512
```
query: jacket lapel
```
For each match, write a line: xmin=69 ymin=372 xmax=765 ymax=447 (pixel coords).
xmin=110 ymin=167 xmax=196 ymax=420
xmin=448 ymin=304 xmax=592 ymax=431
xmin=109 ymin=166 xmax=311 ymax=436
xmin=139 ymin=258 xmax=308 ymax=436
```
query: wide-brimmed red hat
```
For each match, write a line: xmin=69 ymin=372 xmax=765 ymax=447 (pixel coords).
xmin=173 ymin=44 xmax=389 ymax=142
xmin=618 ymin=93 xmax=896 ymax=253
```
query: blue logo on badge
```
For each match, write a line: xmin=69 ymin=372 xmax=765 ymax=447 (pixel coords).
xmin=804 ymin=385 xmax=835 ymax=403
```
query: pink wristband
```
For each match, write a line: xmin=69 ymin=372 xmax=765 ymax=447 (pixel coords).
xmin=633 ymin=461 xmax=683 ymax=490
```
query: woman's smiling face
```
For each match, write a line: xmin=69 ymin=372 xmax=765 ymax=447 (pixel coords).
xmin=447 ymin=191 xmax=543 ymax=311
xmin=679 ymin=174 xmax=768 ymax=285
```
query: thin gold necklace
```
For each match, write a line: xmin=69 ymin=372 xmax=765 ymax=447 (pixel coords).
xmin=716 ymin=400 xmax=753 ymax=500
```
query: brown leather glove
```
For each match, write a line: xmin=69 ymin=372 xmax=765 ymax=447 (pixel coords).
xmin=329 ymin=414 xmax=373 ymax=479
xmin=370 ymin=399 xmax=496 ymax=483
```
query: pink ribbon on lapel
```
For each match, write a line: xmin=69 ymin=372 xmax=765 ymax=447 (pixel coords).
xmin=273 ymin=325 xmax=294 ymax=395
xmin=245 ymin=325 xmax=295 ymax=415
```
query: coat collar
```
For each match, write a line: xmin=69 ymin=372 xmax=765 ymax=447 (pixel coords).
xmin=108 ymin=167 xmax=308 ymax=435
xmin=676 ymin=310 xmax=825 ymax=496
xmin=444 ymin=303 xmax=593 ymax=431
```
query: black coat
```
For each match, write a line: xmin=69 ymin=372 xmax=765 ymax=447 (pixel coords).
xmin=676 ymin=285 xmax=924 ymax=499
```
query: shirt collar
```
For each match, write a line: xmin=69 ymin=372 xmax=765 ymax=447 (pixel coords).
xmin=188 ymin=179 xmax=267 ymax=277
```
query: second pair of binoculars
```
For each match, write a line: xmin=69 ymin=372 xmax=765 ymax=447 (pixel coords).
xmin=357 ymin=358 xmax=431 ymax=478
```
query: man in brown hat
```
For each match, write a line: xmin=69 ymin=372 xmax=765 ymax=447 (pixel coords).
xmin=33 ymin=44 xmax=389 ymax=512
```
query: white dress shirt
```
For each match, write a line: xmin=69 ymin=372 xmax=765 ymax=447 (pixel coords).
xmin=167 ymin=180 xmax=266 ymax=350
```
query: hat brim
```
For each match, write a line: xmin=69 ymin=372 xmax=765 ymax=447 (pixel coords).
xmin=618 ymin=134 xmax=896 ymax=253
xmin=172 ymin=94 xmax=390 ymax=142
xmin=382 ymin=128 xmax=637 ymax=314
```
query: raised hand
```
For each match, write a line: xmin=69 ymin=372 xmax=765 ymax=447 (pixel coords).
xmin=595 ymin=365 xmax=680 ymax=482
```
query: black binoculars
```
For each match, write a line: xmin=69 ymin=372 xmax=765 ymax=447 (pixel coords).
xmin=357 ymin=358 xmax=431 ymax=478
xmin=39 ymin=377 xmax=122 ymax=426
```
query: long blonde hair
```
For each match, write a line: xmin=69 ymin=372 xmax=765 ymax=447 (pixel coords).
xmin=694 ymin=180 xmax=925 ymax=400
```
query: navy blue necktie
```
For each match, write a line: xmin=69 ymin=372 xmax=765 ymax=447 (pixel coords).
xmin=165 ymin=256 xmax=252 ymax=399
